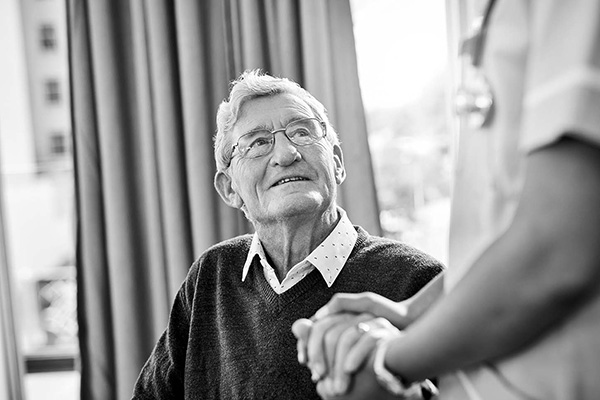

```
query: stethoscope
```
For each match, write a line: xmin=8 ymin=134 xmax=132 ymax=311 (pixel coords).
xmin=454 ymin=0 xmax=497 ymax=129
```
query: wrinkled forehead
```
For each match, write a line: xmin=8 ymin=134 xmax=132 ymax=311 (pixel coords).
xmin=234 ymin=93 xmax=316 ymax=135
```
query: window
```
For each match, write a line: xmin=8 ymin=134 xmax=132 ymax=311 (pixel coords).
xmin=44 ymin=79 xmax=61 ymax=104
xmin=49 ymin=133 xmax=67 ymax=155
xmin=40 ymin=24 xmax=56 ymax=50
xmin=0 ymin=0 xmax=79 ymax=398
xmin=351 ymin=0 xmax=451 ymax=264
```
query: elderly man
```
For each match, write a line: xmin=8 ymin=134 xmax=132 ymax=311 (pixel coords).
xmin=131 ymin=70 xmax=443 ymax=399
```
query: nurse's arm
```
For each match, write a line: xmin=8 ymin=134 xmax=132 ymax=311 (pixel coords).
xmin=384 ymin=136 xmax=600 ymax=382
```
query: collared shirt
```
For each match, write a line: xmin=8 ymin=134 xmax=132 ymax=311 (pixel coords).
xmin=241 ymin=208 xmax=358 ymax=294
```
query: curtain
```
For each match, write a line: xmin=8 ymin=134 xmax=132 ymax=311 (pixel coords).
xmin=0 ymin=176 xmax=24 ymax=400
xmin=67 ymin=0 xmax=380 ymax=399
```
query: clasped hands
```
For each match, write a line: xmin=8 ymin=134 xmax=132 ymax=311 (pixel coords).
xmin=292 ymin=292 xmax=414 ymax=399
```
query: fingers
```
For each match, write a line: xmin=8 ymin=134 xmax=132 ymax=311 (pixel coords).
xmin=294 ymin=292 xmax=416 ymax=398
xmin=316 ymin=332 xmax=397 ymax=400
xmin=294 ymin=312 xmax=372 ymax=393
xmin=324 ymin=314 xmax=373 ymax=395
xmin=296 ymin=312 xmax=403 ymax=399
xmin=292 ymin=318 xmax=313 ymax=365
xmin=343 ymin=318 xmax=399 ymax=373
xmin=327 ymin=317 xmax=401 ymax=397
xmin=315 ymin=378 xmax=336 ymax=400
xmin=341 ymin=325 xmax=380 ymax=374
xmin=334 ymin=320 xmax=371 ymax=374
xmin=313 ymin=292 xmax=410 ymax=328
xmin=313 ymin=292 xmax=373 ymax=319
xmin=306 ymin=313 xmax=357 ymax=381
xmin=292 ymin=318 xmax=312 ymax=340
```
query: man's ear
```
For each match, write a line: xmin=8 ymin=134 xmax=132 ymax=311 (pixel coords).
xmin=214 ymin=170 xmax=244 ymax=209
xmin=333 ymin=144 xmax=346 ymax=184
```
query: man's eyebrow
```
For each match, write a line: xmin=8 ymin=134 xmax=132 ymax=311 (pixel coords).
xmin=279 ymin=116 xmax=314 ymax=128
xmin=243 ymin=124 xmax=271 ymax=135
xmin=242 ymin=116 xmax=311 ymax=135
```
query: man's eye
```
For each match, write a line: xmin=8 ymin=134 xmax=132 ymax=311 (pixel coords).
xmin=288 ymin=127 xmax=311 ymax=138
xmin=249 ymin=137 xmax=272 ymax=148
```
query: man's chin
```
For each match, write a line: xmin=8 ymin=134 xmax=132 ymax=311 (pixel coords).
xmin=270 ymin=196 xmax=326 ymax=218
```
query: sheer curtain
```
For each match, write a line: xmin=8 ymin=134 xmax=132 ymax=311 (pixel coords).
xmin=67 ymin=0 xmax=380 ymax=399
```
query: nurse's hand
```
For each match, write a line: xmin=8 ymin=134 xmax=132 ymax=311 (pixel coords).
xmin=293 ymin=312 xmax=402 ymax=397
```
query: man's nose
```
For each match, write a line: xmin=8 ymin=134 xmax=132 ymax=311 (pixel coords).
xmin=269 ymin=131 xmax=301 ymax=166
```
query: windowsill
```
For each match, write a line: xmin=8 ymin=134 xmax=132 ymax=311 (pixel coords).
xmin=25 ymin=370 xmax=80 ymax=400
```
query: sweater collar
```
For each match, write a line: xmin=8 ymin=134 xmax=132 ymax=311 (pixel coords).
xmin=241 ymin=208 xmax=358 ymax=287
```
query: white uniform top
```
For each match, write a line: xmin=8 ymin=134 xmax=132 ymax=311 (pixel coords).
xmin=445 ymin=0 xmax=600 ymax=398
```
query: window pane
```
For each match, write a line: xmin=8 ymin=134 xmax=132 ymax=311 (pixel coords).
xmin=40 ymin=24 xmax=56 ymax=51
xmin=49 ymin=132 xmax=68 ymax=155
xmin=0 ymin=0 xmax=79 ymax=398
xmin=44 ymin=79 xmax=61 ymax=104
xmin=351 ymin=0 xmax=451 ymax=264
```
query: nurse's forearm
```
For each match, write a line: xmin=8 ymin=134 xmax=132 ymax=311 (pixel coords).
xmin=385 ymin=138 xmax=600 ymax=382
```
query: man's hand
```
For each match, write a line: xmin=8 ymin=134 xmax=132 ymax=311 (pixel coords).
xmin=292 ymin=311 xmax=402 ymax=397
xmin=315 ymin=351 xmax=401 ymax=400
xmin=293 ymin=291 xmax=411 ymax=383
xmin=293 ymin=282 xmax=444 ymax=397
xmin=292 ymin=313 xmax=375 ymax=381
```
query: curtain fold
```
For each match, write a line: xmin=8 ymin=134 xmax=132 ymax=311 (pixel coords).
xmin=68 ymin=0 xmax=380 ymax=398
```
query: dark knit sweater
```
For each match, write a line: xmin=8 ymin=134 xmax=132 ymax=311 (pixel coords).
xmin=132 ymin=226 xmax=444 ymax=400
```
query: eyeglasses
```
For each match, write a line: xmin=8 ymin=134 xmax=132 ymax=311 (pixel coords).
xmin=228 ymin=117 xmax=326 ymax=166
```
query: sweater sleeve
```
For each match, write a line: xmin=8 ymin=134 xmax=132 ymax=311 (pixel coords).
xmin=131 ymin=264 xmax=197 ymax=399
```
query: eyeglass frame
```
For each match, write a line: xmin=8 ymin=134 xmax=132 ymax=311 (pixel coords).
xmin=226 ymin=117 xmax=327 ymax=167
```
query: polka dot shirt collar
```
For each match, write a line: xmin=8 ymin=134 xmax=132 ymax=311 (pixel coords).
xmin=241 ymin=208 xmax=358 ymax=290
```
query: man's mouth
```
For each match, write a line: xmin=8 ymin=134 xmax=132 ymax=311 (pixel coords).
xmin=273 ymin=177 xmax=308 ymax=187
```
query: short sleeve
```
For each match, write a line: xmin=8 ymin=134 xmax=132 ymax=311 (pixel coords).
xmin=521 ymin=0 xmax=600 ymax=151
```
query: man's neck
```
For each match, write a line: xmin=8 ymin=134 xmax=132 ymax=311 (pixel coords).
xmin=254 ymin=207 xmax=340 ymax=280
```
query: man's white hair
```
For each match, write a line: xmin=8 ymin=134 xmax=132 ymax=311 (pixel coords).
xmin=213 ymin=69 xmax=339 ymax=171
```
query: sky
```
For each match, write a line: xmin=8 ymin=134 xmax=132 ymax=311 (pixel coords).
xmin=350 ymin=0 xmax=449 ymax=111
